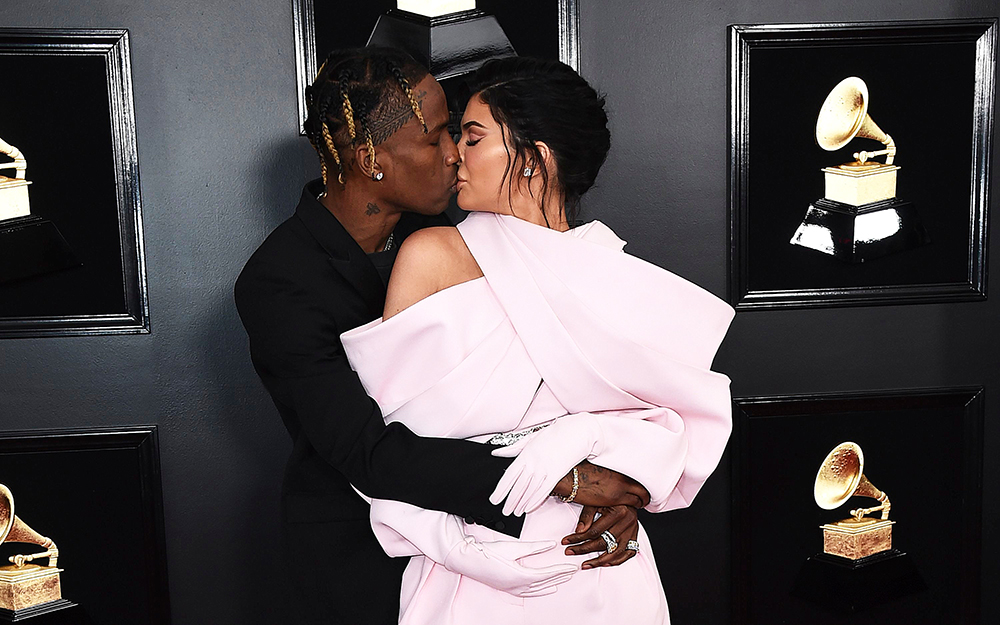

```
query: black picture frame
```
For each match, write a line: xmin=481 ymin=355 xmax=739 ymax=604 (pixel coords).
xmin=292 ymin=0 xmax=580 ymax=132
xmin=731 ymin=388 xmax=984 ymax=624
xmin=0 ymin=29 xmax=148 ymax=338
xmin=0 ymin=426 xmax=169 ymax=625
xmin=729 ymin=20 xmax=996 ymax=309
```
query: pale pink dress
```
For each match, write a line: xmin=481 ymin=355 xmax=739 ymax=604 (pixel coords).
xmin=341 ymin=212 xmax=734 ymax=625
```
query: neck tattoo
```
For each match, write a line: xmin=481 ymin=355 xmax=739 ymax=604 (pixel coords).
xmin=366 ymin=202 xmax=381 ymax=216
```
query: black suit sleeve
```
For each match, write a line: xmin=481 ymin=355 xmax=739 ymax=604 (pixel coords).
xmin=235 ymin=260 xmax=523 ymax=537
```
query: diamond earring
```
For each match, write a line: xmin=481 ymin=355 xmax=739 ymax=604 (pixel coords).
xmin=522 ymin=167 xmax=533 ymax=177
xmin=374 ymin=171 xmax=384 ymax=181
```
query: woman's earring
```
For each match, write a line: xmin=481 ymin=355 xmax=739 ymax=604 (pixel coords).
xmin=522 ymin=167 xmax=533 ymax=177
xmin=374 ymin=171 xmax=384 ymax=181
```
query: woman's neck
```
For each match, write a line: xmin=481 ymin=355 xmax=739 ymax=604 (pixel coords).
xmin=507 ymin=190 xmax=569 ymax=232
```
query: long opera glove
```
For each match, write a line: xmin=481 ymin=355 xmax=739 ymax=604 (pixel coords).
xmin=368 ymin=498 xmax=577 ymax=597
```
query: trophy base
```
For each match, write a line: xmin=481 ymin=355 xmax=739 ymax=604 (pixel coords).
xmin=821 ymin=517 xmax=894 ymax=560
xmin=368 ymin=9 xmax=515 ymax=81
xmin=367 ymin=8 xmax=517 ymax=134
xmin=822 ymin=163 xmax=899 ymax=206
xmin=0 ymin=599 xmax=79 ymax=623
xmin=0 ymin=565 xmax=63 ymax=613
xmin=792 ymin=549 xmax=925 ymax=614
xmin=0 ymin=216 xmax=80 ymax=283
xmin=789 ymin=197 xmax=929 ymax=263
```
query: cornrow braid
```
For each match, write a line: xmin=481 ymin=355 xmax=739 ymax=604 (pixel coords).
xmin=322 ymin=121 xmax=344 ymax=185
xmin=304 ymin=85 xmax=332 ymax=187
xmin=390 ymin=65 xmax=427 ymax=134
xmin=359 ymin=119 xmax=377 ymax=179
xmin=303 ymin=47 xmax=429 ymax=188
xmin=317 ymin=88 xmax=345 ymax=185
xmin=338 ymin=71 xmax=358 ymax=143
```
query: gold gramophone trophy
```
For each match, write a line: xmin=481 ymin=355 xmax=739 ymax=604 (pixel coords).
xmin=790 ymin=77 xmax=928 ymax=262
xmin=0 ymin=135 xmax=78 ymax=283
xmin=813 ymin=442 xmax=894 ymax=560
xmin=793 ymin=443 xmax=924 ymax=611
xmin=0 ymin=484 xmax=73 ymax=620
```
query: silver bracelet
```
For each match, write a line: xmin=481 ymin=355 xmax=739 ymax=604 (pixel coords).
xmin=557 ymin=467 xmax=579 ymax=503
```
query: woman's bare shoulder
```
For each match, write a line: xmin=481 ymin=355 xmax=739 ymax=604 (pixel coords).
xmin=383 ymin=225 xmax=483 ymax=319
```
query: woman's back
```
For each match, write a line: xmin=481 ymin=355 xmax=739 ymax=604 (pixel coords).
xmin=383 ymin=225 xmax=483 ymax=320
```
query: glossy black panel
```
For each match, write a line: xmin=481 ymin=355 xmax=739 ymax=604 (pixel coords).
xmin=729 ymin=20 xmax=995 ymax=309
xmin=0 ymin=428 xmax=169 ymax=625
xmin=292 ymin=0 xmax=577 ymax=132
xmin=0 ymin=29 xmax=148 ymax=337
xmin=732 ymin=389 xmax=984 ymax=624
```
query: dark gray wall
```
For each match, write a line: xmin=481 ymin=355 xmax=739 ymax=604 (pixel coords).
xmin=0 ymin=1 xmax=995 ymax=624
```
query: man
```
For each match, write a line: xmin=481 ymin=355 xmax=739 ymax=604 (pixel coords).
xmin=235 ymin=47 xmax=648 ymax=624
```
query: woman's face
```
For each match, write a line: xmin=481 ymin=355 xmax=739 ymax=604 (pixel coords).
xmin=456 ymin=95 xmax=512 ymax=215
xmin=456 ymin=95 xmax=536 ymax=219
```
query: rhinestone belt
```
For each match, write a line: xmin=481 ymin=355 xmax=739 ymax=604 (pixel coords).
xmin=486 ymin=423 xmax=549 ymax=447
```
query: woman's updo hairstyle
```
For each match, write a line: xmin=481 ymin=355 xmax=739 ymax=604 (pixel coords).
xmin=466 ymin=57 xmax=610 ymax=225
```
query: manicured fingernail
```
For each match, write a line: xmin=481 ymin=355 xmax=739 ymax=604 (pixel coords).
xmin=561 ymin=538 xmax=569 ymax=544
xmin=565 ymin=548 xmax=573 ymax=555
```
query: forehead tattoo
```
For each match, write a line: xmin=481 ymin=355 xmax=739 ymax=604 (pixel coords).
xmin=367 ymin=90 xmax=427 ymax=146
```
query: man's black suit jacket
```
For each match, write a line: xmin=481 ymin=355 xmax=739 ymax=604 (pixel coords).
xmin=235 ymin=181 xmax=522 ymax=624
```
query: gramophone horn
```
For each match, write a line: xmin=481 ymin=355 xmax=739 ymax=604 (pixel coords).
xmin=813 ymin=442 xmax=891 ymax=520
xmin=0 ymin=483 xmax=59 ymax=568
xmin=815 ymin=77 xmax=895 ymax=164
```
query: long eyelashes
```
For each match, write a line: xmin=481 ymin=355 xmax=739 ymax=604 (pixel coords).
xmin=464 ymin=138 xmax=482 ymax=147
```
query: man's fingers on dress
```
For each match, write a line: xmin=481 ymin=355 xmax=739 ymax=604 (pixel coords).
xmin=565 ymin=535 xmax=609 ymax=557
xmin=581 ymin=544 xmax=636 ymax=569
xmin=589 ymin=529 xmax=640 ymax=568
xmin=562 ymin=507 xmax=621 ymax=549
xmin=567 ymin=507 xmax=637 ymax=556
xmin=563 ymin=505 xmax=598 ymax=543
xmin=582 ymin=519 xmax=640 ymax=569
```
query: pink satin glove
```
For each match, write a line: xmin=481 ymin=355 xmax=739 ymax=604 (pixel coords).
xmin=489 ymin=413 xmax=605 ymax=516
xmin=443 ymin=537 xmax=577 ymax=597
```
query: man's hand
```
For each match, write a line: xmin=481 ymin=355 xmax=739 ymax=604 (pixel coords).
xmin=562 ymin=505 xmax=640 ymax=569
xmin=550 ymin=461 xmax=650 ymax=509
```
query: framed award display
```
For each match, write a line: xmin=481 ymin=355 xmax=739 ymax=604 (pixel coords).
xmin=729 ymin=20 xmax=996 ymax=309
xmin=0 ymin=29 xmax=148 ymax=338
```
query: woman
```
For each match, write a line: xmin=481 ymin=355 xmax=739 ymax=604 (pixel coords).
xmin=341 ymin=57 xmax=734 ymax=624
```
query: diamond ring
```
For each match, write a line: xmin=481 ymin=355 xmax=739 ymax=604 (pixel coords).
xmin=601 ymin=530 xmax=618 ymax=553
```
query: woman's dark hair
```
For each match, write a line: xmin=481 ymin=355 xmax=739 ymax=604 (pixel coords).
xmin=466 ymin=57 xmax=611 ymax=225
xmin=304 ymin=47 xmax=429 ymax=186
